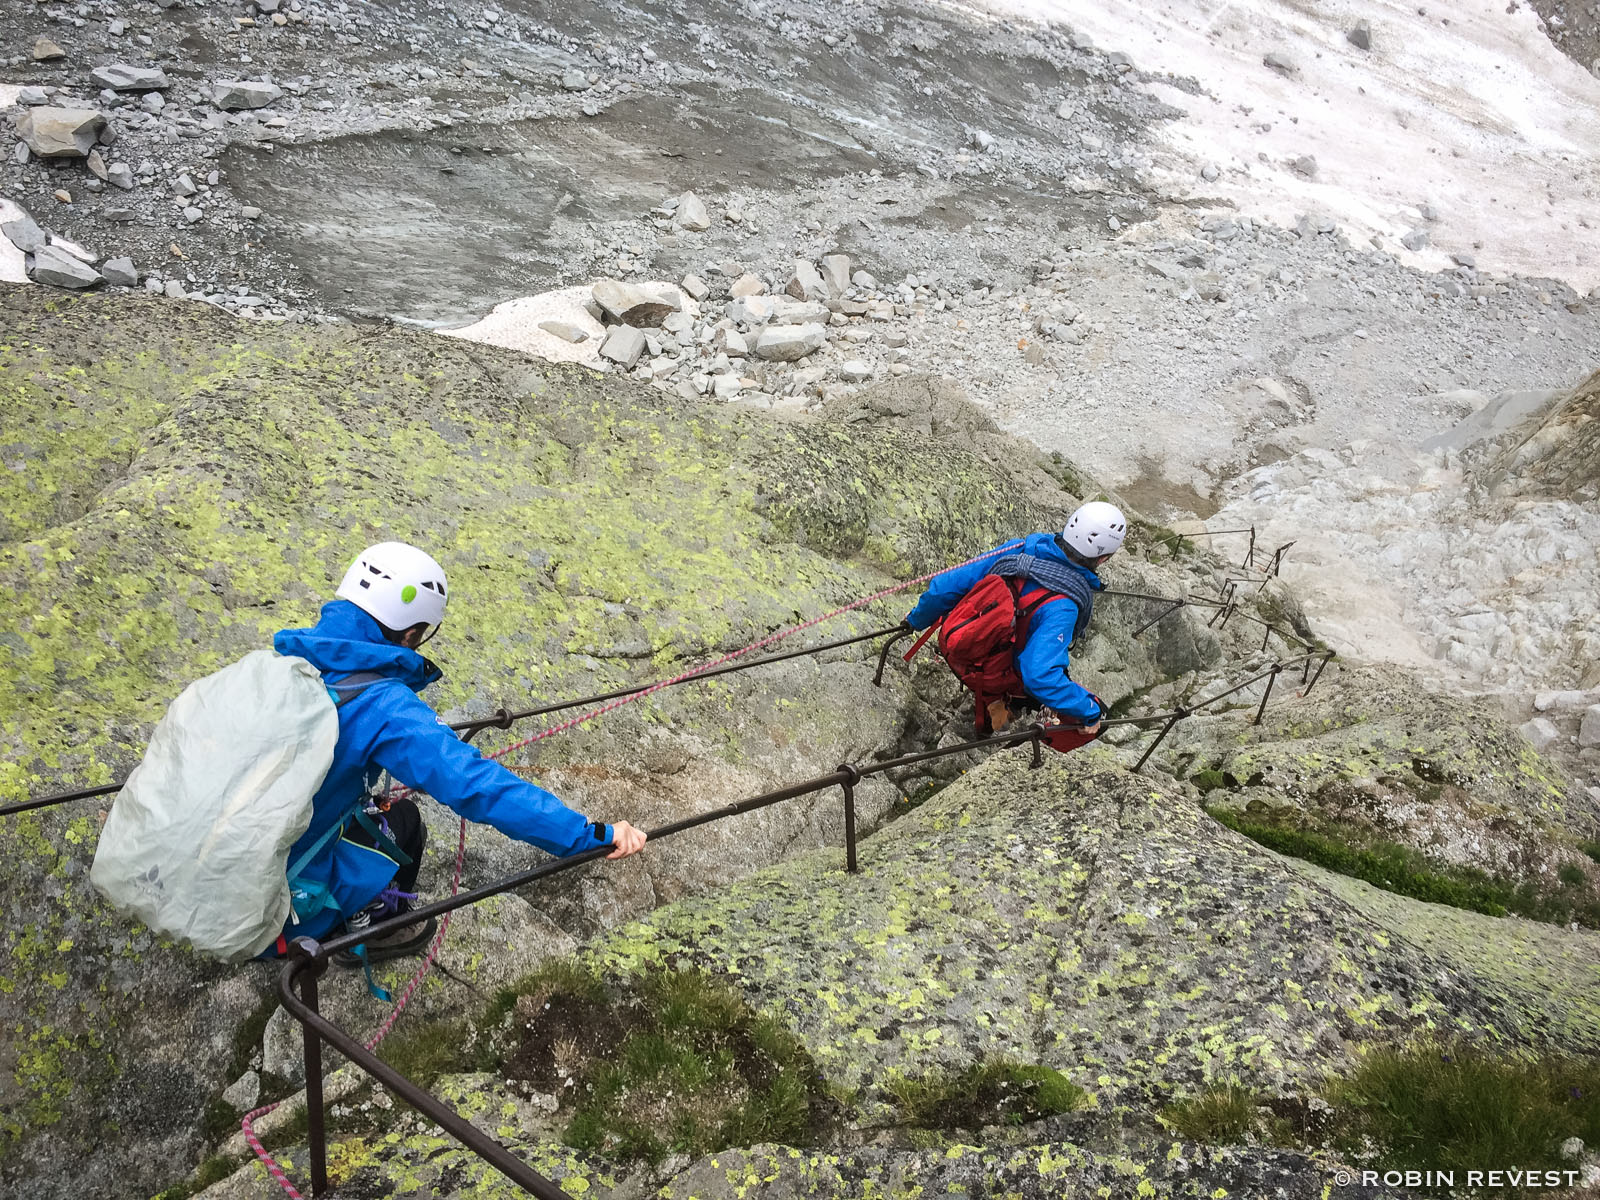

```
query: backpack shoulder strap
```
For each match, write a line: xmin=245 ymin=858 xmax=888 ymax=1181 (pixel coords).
xmin=989 ymin=553 xmax=1096 ymax=643
xmin=325 ymin=670 xmax=394 ymax=708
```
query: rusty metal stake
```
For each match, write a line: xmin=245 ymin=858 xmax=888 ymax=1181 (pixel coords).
xmin=1253 ymin=666 xmax=1280 ymax=726
xmin=295 ymin=945 xmax=331 ymax=1198
xmin=1133 ymin=599 xmax=1184 ymax=639
xmin=1134 ymin=710 xmax=1187 ymax=772
xmin=1304 ymin=651 xmax=1333 ymax=696
xmin=873 ymin=628 xmax=912 ymax=687
xmin=1030 ymin=728 xmax=1043 ymax=769
xmin=1243 ymin=526 xmax=1256 ymax=567
xmin=1260 ymin=622 xmax=1273 ymax=652
xmin=838 ymin=765 xmax=860 ymax=873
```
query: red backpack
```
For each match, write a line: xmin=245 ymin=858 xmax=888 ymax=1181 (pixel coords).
xmin=905 ymin=574 xmax=1066 ymax=722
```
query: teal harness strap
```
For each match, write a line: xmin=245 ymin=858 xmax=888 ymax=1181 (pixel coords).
xmin=354 ymin=945 xmax=392 ymax=1002
xmin=349 ymin=807 xmax=412 ymax=866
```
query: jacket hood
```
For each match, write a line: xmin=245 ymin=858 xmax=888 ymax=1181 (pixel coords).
xmin=1026 ymin=531 xmax=1105 ymax=592
xmin=274 ymin=600 xmax=442 ymax=690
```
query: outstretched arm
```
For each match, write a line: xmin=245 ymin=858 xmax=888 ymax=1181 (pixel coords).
xmin=904 ymin=540 xmax=1024 ymax=630
xmin=370 ymin=693 xmax=643 ymax=858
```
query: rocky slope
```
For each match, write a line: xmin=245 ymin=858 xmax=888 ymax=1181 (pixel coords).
xmin=1211 ymin=371 xmax=1600 ymax=767
xmin=3 ymin=285 xmax=1593 ymax=1198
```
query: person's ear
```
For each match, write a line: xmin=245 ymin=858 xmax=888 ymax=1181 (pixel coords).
xmin=401 ymin=624 xmax=428 ymax=649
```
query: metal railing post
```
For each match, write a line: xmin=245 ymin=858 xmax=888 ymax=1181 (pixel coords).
xmin=1305 ymin=651 xmax=1333 ymax=695
xmin=1133 ymin=599 xmax=1184 ymax=639
xmin=873 ymin=627 xmax=912 ymax=686
xmin=837 ymin=764 xmax=860 ymax=873
xmin=1243 ymin=526 xmax=1255 ymax=567
xmin=291 ymin=939 xmax=331 ymax=1197
xmin=1134 ymin=709 xmax=1186 ymax=772
xmin=1253 ymin=665 xmax=1280 ymax=726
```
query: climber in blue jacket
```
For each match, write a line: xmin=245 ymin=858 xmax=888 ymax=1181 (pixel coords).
xmin=904 ymin=501 xmax=1127 ymax=733
xmin=268 ymin=541 xmax=647 ymax=966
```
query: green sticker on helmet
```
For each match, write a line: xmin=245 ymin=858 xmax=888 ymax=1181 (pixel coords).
xmin=401 ymin=585 xmax=417 ymax=603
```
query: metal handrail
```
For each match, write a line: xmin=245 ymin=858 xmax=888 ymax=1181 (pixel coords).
xmin=0 ymin=625 xmax=903 ymax=818
xmin=8 ymin=579 xmax=1243 ymax=819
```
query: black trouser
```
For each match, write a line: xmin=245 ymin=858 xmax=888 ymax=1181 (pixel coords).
xmin=345 ymin=797 xmax=426 ymax=895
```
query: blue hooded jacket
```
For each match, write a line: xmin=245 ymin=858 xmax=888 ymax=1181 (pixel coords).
xmin=905 ymin=533 xmax=1104 ymax=722
xmin=270 ymin=600 xmax=612 ymax=943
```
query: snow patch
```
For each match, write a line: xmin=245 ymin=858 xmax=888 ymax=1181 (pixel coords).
xmin=439 ymin=286 xmax=608 ymax=367
xmin=0 ymin=197 xmax=33 ymax=286
xmin=983 ymin=0 xmax=1600 ymax=290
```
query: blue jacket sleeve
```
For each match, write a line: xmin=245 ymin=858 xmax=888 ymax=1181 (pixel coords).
xmin=905 ymin=540 xmax=1024 ymax=630
xmin=368 ymin=689 xmax=611 ymax=857
xmin=1017 ymin=599 xmax=1101 ymax=723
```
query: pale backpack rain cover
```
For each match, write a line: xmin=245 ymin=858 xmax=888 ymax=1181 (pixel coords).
xmin=90 ymin=651 xmax=341 ymax=962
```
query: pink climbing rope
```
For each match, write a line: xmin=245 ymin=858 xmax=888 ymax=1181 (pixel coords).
xmin=241 ymin=545 xmax=1010 ymax=1194
xmin=469 ymin=541 xmax=1024 ymax=769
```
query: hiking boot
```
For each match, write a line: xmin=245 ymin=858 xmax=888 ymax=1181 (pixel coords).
xmin=333 ymin=901 xmax=437 ymax=968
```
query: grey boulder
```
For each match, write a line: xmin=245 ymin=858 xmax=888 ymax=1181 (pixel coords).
xmin=820 ymin=253 xmax=852 ymax=297
xmin=13 ymin=107 xmax=108 ymax=158
xmin=598 ymin=324 xmax=646 ymax=368
xmin=2 ymin=213 xmax=48 ymax=254
xmin=674 ymin=190 xmax=710 ymax=231
xmin=90 ymin=64 xmax=170 ymax=91
xmin=29 ymin=245 xmax=103 ymax=289
xmin=537 ymin=319 xmax=589 ymax=344
xmin=785 ymin=259 xmax=827 ymax=303
xmin=591 ymin=279 xmax=679 ymax=327
xmin=100 ymin=256 xmax=140 ymax=287
xmin=753 ymin=322 xmax=826 ymax=362
xmin=212 ymin=80 xmax=283 ymax=110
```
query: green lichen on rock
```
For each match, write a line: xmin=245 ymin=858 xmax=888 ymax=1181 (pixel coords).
xmin=1194 ymin=664 xmax=1587 ymax=831
xmin=589 ymin=749 xmax=1600 ymax=1120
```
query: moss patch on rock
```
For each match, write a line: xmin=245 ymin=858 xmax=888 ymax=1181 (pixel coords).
xmin=1208 ymin=804 xmax=1600 ymax=929
xmin=496 ymin=962 xmax=832 ymax=1166
xmin=1327 ymin=1041 xmax=1600 ymax=1176
xmin=883 ymin=1060 xmax=1086 ymax=1130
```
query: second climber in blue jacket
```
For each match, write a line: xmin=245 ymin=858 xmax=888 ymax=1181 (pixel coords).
xmin=268 ymin=541 xmax=647 ymax=966
xmin=904 ymin=501 xmax=1127 ymax=737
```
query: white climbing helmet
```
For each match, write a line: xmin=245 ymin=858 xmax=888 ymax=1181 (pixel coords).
xmin=335 ymin=542 xmax=449 ymax=637
xmin=1062 ymin=501 xmax=1128 ymax=560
